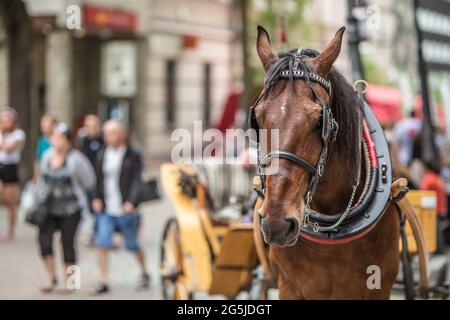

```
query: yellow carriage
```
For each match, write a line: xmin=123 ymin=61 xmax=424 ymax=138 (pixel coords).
xmin=159 ymin=160 xmax=446 ymax=300
xmin=400 ymin=190 xmax=437 ymax=254
xmin=395 ymin=189 xmax=449 ymax=299
xmin=159 ymin=162 xmax=264 ymax=300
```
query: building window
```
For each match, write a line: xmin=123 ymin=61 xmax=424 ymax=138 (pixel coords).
xmin=203 ymin=63 xmax=212 ymax=127
xmin=165 ymin=59 xmax=176 ymax=130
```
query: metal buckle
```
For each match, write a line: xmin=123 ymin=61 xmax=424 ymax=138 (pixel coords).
xmin=317 ymin=164 xmax=324 ymax=177
xmin=331 ymin=119 xmax=339 ymax=144
xmin=293 ymin=48 xmax=303 ymax=70
xmin=303 ymin=191 xmax=313 ymax=227
xmin=321 ymin=108 xmax=332 ymax=141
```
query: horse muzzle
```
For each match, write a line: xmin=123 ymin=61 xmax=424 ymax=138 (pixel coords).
xmin=259 ymin=215 xmax=300 ymax=247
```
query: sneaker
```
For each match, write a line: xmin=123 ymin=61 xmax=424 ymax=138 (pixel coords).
xmin=137 ymin=273 xmax=150 ymax=290
xmin=90 ymin=283 xmax=110 ymax=296
xmin=40 ymin=279 xmax=58 ymax=294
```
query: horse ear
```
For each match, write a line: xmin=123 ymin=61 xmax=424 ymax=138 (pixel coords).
xmin=312 ymin=26 xmax=345 ymax=75
xmin=256 ymin=25 xmax=277 ymax=72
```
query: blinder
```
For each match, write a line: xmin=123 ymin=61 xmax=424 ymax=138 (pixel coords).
xmin=320 ymin=106 xmax=336 ymax=142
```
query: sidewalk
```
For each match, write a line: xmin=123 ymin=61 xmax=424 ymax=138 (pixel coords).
xmin=0 ymin=198 xmax=173 ymax=300
xmin=1 ymin=194 xmax=449 ymax=300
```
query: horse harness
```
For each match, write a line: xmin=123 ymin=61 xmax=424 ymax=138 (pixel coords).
xmin=249 ymin=48 xmax=392 ymax=244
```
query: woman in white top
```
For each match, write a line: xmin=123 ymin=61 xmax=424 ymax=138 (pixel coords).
xmin=0 ymin=107 xmax=26 ymax=239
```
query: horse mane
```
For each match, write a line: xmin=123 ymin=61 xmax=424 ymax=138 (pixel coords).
xmin=263 ymin=49 xmax=362 ymax=175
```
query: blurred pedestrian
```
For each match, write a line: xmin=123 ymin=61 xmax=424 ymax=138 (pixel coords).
xmin=91 ymin=120 xmax=149 ymax=295
xmin=421 ymin=161 xmax=448 ymax=254
xmin=36 ymin=114 xmax=55 ymax=162
xmin=77 ymin=114 xmax=104 ymax=245
xmin=78 ymin=114 xmax=104 ymax=168
xmin=409 ymin=130 xmax=426 ymax=188
xmin=393 ymin=110 xmax=421 ymax=166
xmin=441 ymin=138 xmax=450 ymax=244
xmin=0 ymin=107 xmax=26 ymax=240
xmin=33 ymin=114 xmax=55 ymax=182
xmin=38 ymin=123 xmax=95 ymax=293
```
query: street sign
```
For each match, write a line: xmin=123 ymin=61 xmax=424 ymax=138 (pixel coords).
xmin=83 ymin=5 xmax=137 ymax=32
xmin=414 ymin=0 xmax=450 ymax=170
xmin=416 ymin=0 xmax=450 ymax=71
xmin=182 ymin=35 xmax=199 ymax=49
xmin=100 ymin=41 xmax=137 ymax=98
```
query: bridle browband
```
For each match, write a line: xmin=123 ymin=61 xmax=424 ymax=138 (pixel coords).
xmin=280 ymin=70 xmax=331 ymax=96
xmin=249 ymin=48 xmax=360 ymax=233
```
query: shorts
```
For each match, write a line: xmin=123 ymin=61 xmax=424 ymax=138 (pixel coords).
xmin=0 ymin=163 xmax=19 ymax=183
xmin=96 ymin=213 xmax=141 ymax=252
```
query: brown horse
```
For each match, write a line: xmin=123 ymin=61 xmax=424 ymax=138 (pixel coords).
xmin=252 ymin=26 xmax=402 ymax=299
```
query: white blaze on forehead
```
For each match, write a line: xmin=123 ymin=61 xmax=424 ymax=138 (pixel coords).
xmin=280 ymin=102 xmax=288 ymax=114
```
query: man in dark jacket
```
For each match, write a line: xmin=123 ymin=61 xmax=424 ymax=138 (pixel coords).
xmin=90 ymin=120 xmax=149 ymax=295
xmin=77 ymin=114 xmax=104 ymax=245
xmin=78 ymin=114 xmax=104 ymax=168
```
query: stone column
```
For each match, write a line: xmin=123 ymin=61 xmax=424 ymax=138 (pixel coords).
xmin=46 ymin=30 xmax=73 ymax=124
xmin=0 ymin=23 xmax=7 ymax=105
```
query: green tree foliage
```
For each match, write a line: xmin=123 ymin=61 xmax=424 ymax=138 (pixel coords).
xmin=361 ymin=55 xmax=388 ymax=86
xmin=247 ymin=0 xmax=314 ymax=97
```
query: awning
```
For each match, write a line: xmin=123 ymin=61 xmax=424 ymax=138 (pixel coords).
xmin=365 ymin=84 xmax=403 ymax=124
xmin=215 ymin=90 xmax=241 ymax=132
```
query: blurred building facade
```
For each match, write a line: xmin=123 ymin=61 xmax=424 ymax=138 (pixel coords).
xmin=1 ymin=0 xmax=241 ymax=160
xmin=303 ymin=0 xmax=415 ymax=86
xmin=3 ymin=0 xmax=442 ymax=164
xmin=0 ymin=22 xmax=6 ymax=107
xmin=308 ymin=0 xmax=350 ymax=75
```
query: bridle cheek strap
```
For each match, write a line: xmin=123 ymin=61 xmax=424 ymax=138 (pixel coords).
xmin=260 ymin=151 xmax=317 ymax=175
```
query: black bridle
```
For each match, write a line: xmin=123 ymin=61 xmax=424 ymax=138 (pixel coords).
xmin=250 ymin=48 xmax=392 ymax=240
xmin=249 ymin=48 xmax=339 ymax=207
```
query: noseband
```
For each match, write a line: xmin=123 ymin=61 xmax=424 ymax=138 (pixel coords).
xmin=249 ymin=48 xmax=340 ymax=218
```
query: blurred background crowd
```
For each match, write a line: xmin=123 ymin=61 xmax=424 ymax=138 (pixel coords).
xmin=0 ymin=0 xmax=450 ymax=298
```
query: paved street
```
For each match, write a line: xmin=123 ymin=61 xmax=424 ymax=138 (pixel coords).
xmin=1 ymin=192 xmax=449 ymax=300
xmin=0 ymin=197 xmax=174 ymax=300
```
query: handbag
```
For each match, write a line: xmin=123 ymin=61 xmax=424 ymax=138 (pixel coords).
xmin=25 ymin=201 xmax=49 ymax=227
xmin=138 ymin=178 xmax=161 ymax=203
xmin=21 ymin=182 xmax=50 ymax=227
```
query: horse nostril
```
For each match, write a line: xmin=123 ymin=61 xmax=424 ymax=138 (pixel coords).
xmin=260 ymin=216 xmax=300 ymax=244
xmin=260 ymin=218 xmax=271 ymax=237
xmin=285 ymin=217 xmax=300 ymax=237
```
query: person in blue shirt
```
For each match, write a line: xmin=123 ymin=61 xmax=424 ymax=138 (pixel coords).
xmin=36 ymin=114 xmax=55 ymax=161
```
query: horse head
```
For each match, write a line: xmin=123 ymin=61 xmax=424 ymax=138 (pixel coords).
xmin=254 ymin=26 xmax=345 ymax=247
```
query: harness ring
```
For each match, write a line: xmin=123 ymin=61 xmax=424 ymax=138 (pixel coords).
xmin=353 ymin=79 xmax=368 ymax=94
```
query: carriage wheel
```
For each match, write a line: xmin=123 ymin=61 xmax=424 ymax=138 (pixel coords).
xmin=160 ymin=218 xmax=186 ymax=300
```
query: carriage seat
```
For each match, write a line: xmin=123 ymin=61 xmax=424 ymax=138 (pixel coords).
xmin=196 ymin=158 xmax=254 ymax=221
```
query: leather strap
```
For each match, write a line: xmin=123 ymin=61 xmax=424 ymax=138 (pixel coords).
xmin=279 ymin=70 xmax=331 ymax=94
xmin=260 ymin=150 xmax=317 ymax=175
